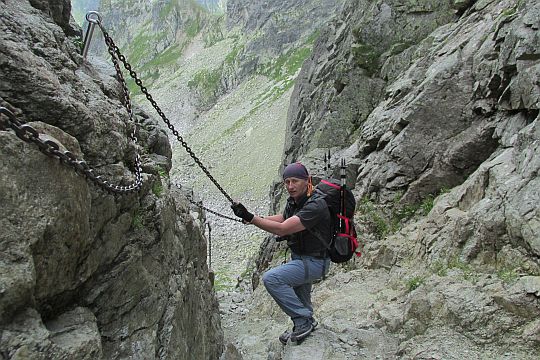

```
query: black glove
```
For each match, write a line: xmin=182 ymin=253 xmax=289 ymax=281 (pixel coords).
xmin=231 ymin=202 xmax=254 ymax=223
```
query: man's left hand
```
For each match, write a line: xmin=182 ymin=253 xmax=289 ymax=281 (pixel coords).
xmin=231 ymin=202 xmax=254 ymax=223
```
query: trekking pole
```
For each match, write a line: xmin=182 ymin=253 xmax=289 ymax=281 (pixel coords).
xmin=323 ymin=152 xmax=327 ymax=175
xmin=324 ymin=150 xmax=331 ymax=178
xmin=340 ymin=158 xmax=346 ymax=232
xmin=82 ymin=11 xmax=101 ymax=59
xmin=328 ymin=150 xmax=331 ymax=176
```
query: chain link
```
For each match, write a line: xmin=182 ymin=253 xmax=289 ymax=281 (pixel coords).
xmin=2 ymin=16 xmax=236 ymax=203
xmin=0 ymin=107 xmax=142 ymax=194
xmin=186 ymin=195 xmax=242 ymax=223
xmin=0 ymin=17 xmax=145 ymax=195
xmin=96 ymin=22 xmax=234 ymax=204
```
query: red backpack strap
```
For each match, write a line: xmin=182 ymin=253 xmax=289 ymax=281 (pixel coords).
xmin=321 ymin=179 xmax=340 ymax=190
xmin=337 ymin=214 xmax=350 ymax=234
xmin=336 ymin=215 xmax=361 ymax=256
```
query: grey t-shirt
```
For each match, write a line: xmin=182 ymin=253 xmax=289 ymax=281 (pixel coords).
xmin=283 ymin=193 xmax=332 ymax=256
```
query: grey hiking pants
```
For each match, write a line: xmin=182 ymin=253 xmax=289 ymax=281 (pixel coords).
xmin=262 ymin=252 xmax=330 ymax=328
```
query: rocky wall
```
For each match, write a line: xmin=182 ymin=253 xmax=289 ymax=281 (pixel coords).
xmin=281 ymin=0 xmax=539 ymax=261
xmin=0 ymin=1 xmax=223 ymax=359
xmin=225 ymin=0 xmax=345 ymax=82
xmin=246 ymin=0 xmax=539 ymax=357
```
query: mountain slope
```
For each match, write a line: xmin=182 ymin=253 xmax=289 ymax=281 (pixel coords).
xmin=79 ymin=0 xmax=346 ymax=285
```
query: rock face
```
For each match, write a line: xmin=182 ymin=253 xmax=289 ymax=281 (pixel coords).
xmin=0 ymin=1 xmax=223 ymax=359
xmin=242 ymin=0 xmax=539 ymax=358
xmin=78 ymin=0 xmax=222 ymax=83
xmin=284 ymin=0 xmax=457 ymax=164
xmin=289 ymin=0 xmax=540 ymax=263
xmin=226 ymin=0 xmax=345 ymax=82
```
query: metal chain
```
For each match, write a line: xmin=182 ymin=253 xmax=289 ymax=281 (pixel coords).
xmin=0 ymin=107 xmax=142 ymax=194
xmin=96 ymin=21 xmax=235 ymax=204
xmin=100 ymin=23 xmax=138 ymax=147
xmin=0 ymin=13 xmax=145 ymax=194
xmin=2 ymin=13 xmax=235 ymax=201
xmin=186 ymin=195 xmax=242 ymax=223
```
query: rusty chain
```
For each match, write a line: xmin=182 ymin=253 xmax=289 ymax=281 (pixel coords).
xmin=96 ymin=21 xmax=235 ymax=204
xmin=170 ymin=180 xmax=241 ymax=223
xmin=1 ymin=13 xmax=237 ymax=209
xmin=185 ymin=194 xmax=242 ymax=223
xmin=0 ymin=107 xmax=143 ymax=194
xmin=0 ymin=14 xmax=144 ymax=194
xmin=0 ymin=103 xmax=240 ymax=216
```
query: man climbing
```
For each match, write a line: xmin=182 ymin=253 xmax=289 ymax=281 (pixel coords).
xmin=231 ymin=162 xmax=331 ymax=344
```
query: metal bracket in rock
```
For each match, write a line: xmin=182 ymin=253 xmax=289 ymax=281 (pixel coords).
xmin=83 ymin=12 xmax=235 ymax=205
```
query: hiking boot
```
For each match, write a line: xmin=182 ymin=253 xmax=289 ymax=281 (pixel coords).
xmin=289 ymin=322 xmax=314 ymax=343
xmin=278 ymin=328 xmax=292 ymax=345
xmin=279 ymin=319 xmax=317 ymax=345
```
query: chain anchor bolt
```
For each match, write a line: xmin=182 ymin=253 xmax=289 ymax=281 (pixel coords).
xmin=82 ymin=11 xmax=102 ymax=60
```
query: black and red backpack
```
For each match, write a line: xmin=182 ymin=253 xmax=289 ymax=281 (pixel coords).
xmin=314 ymin=178 xmax=360 ymax=263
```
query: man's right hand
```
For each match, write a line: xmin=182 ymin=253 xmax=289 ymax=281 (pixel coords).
xmin=231 ymin=202 xmax=255 ymax=223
